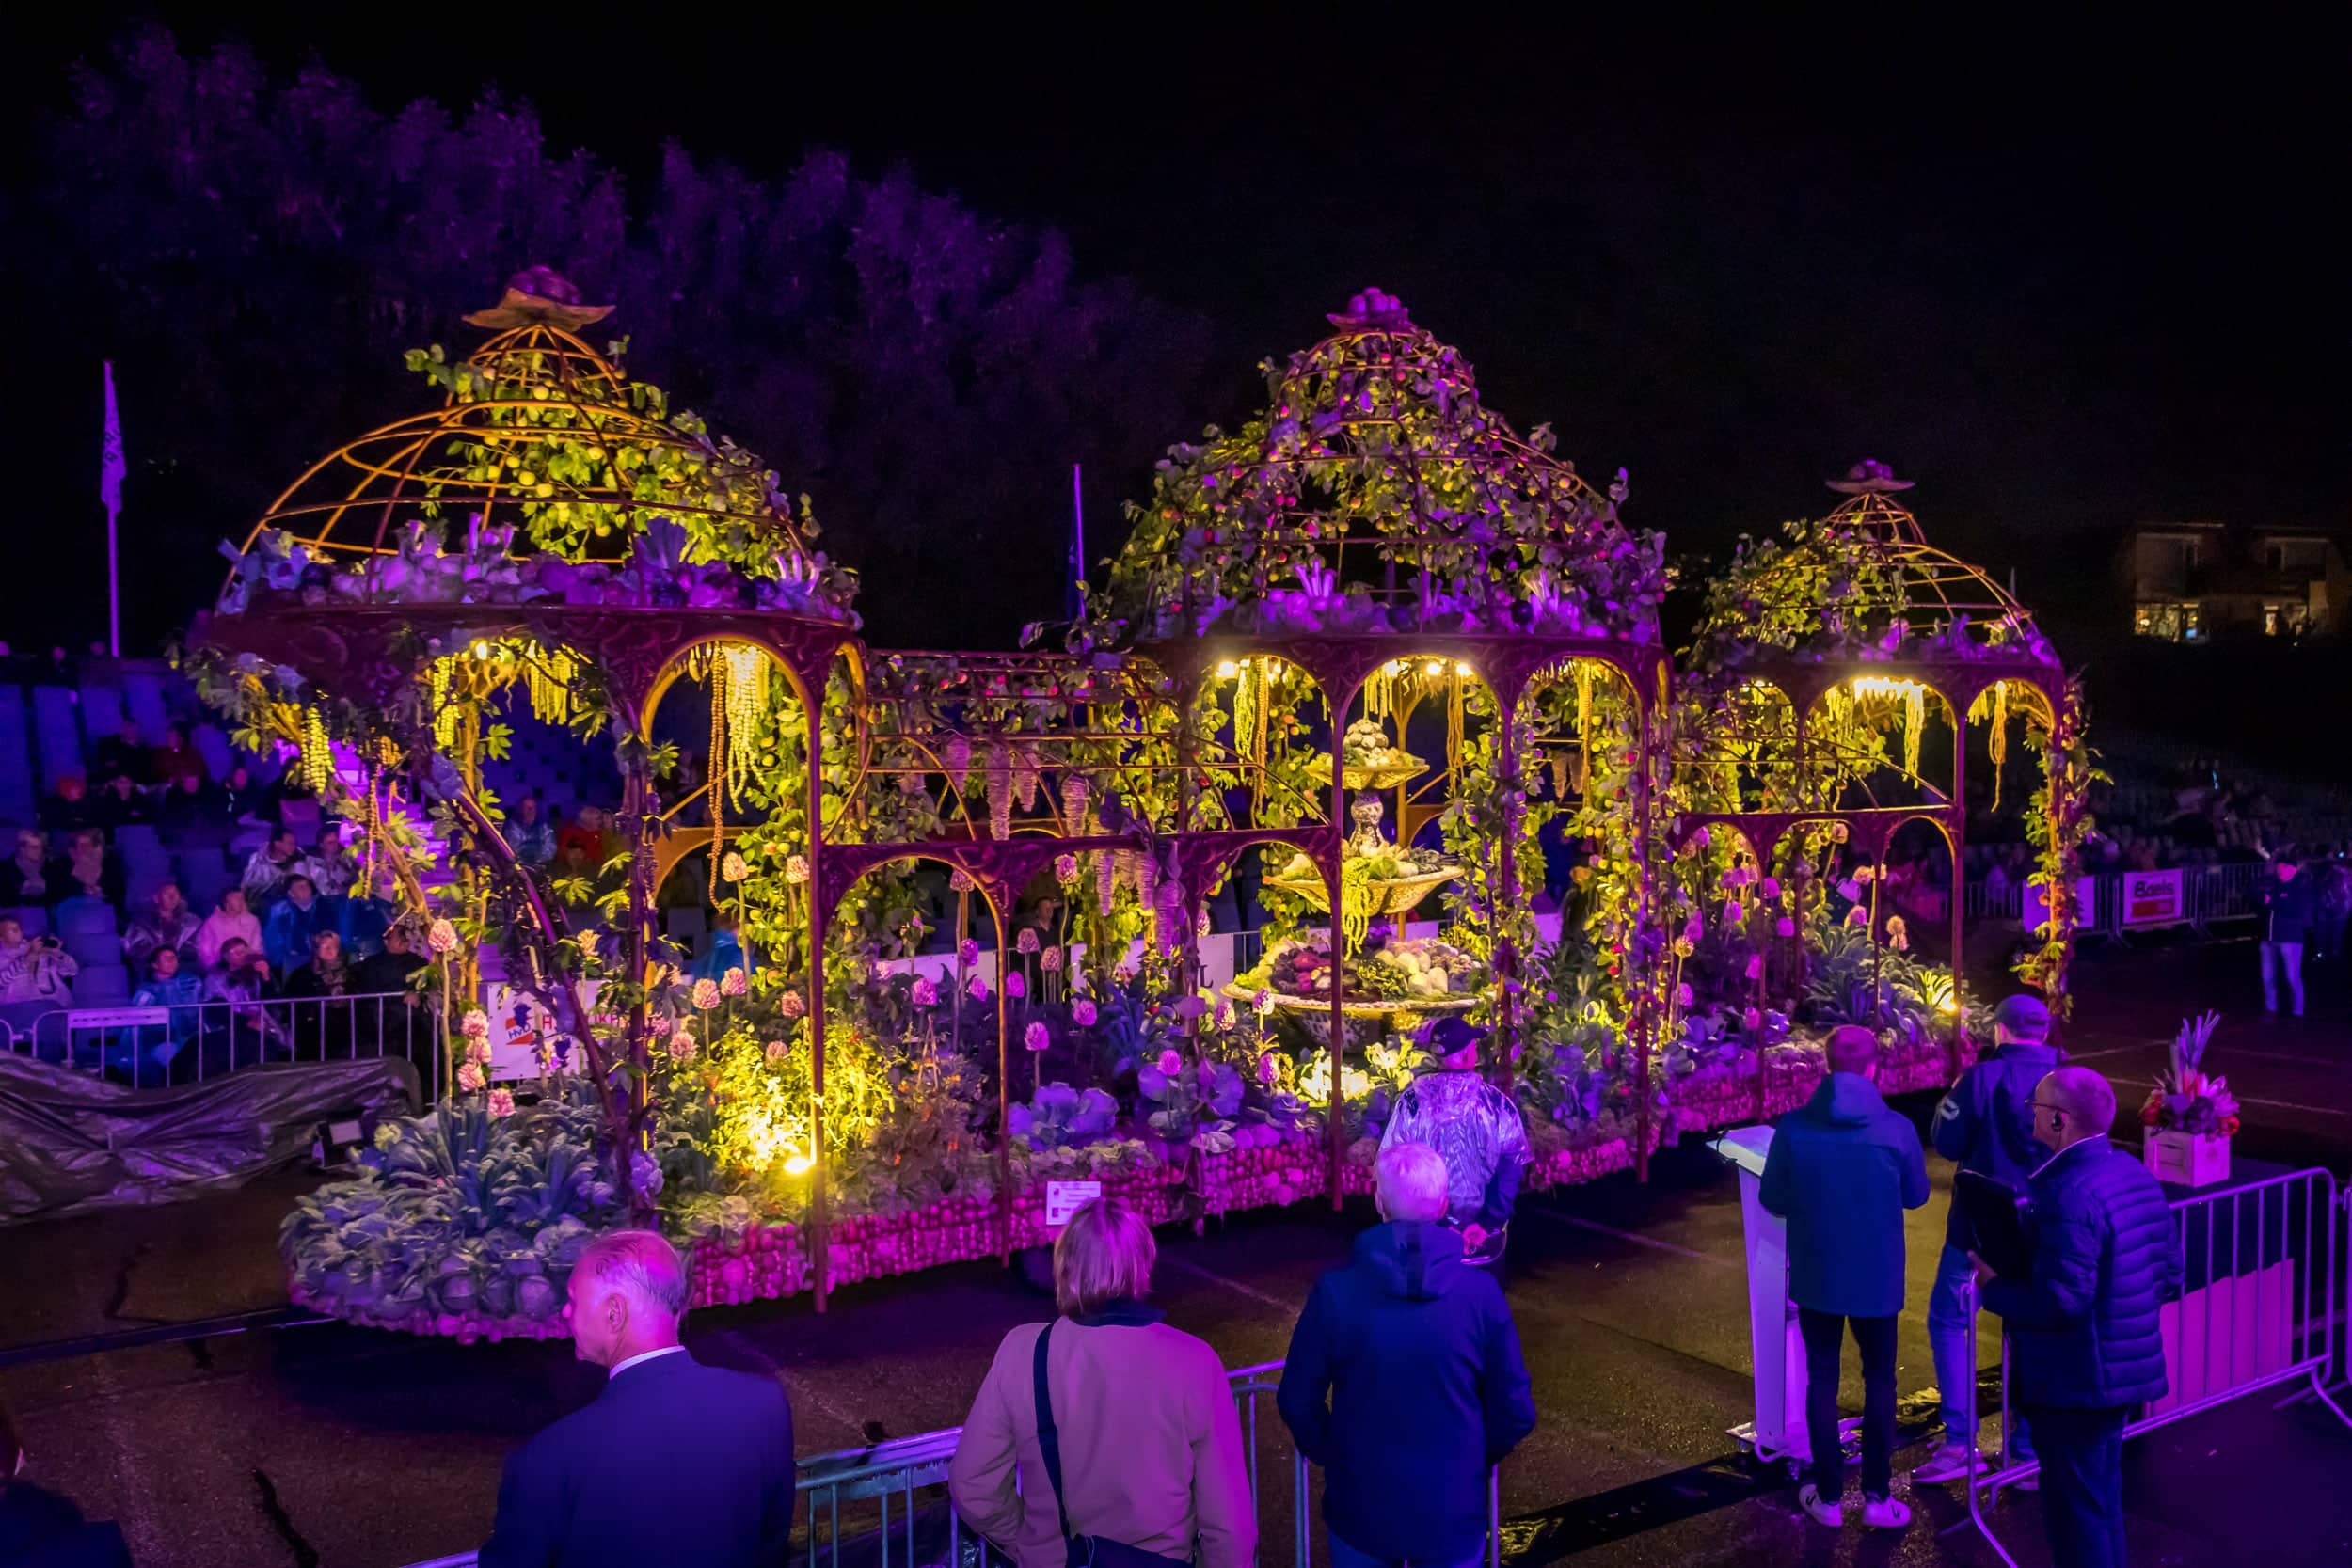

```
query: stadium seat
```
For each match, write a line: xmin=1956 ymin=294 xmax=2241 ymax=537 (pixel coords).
xmin=65 ymin=930 xmax=121 ymax=969
xmin=77 ymin=679 xmax=126 ymax=744
xmin=54 ymin=897 xmax=119 ymax=939
xmin=121 ymin=668 xmax=171 ymax=737
xmin=72 ymin=964 xmax=131 ymax=1006
xmin=31 ymin=686 xmax=83 ymax=788
xmin=0 ymin=686 xmax=34 ymax=823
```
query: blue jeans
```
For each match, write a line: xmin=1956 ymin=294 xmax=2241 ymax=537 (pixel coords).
xmin=1329 ymin=1529 xmax=1482 ymax=1568
xmin=2025 ymin=1403 xmax=2128 ymax=1568
xmin=1927 ymin=1243 xmax=2034 ymax=1459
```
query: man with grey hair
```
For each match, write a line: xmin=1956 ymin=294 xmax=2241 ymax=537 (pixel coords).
xmin=1976 ymin=1065 xmax=2182 ymax=1568
xmin=1279 ymin=1143 xmax=1534 ymax=1568
xmin=479 ymin=1229 xmax=795 ymax=1568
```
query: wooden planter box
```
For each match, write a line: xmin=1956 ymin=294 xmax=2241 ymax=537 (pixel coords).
xmin=2142 ymin=1128 xmax=2230 ymax=1188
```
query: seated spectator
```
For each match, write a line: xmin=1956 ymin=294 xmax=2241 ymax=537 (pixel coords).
xmin=195 ymin=887 xmax=263 ymax=968
xmin=1278 ymin=1142 xmax=1535 ymax=1568
xmin=358 ymin=923 xmax=431 ymax=1056
xmin=285 ymin=928 xmax=352 ymax=1000
xmin=203 ymin=937 xmax=273 ymax=1002
xmin=122 ymin=879 xmax=202 ymax=970
xmin=243 ymin=828 xmax=303 ymax=908
xmin=38 ymin=774 xmax=100 ymax=836
xmin=91 ymin=721 xmax=151 ymax=787
xmin=91 ymin=771 xmax=155 ymax=830
xmin=0 ymin=1407 xmax=134 ymax=1568
xmin=155 ymin=768 xmax=222 ymax=836
xmin=284 ymin=930 xmax=357 ymax=1054
xmin=219 ymin=762 xmax=271 ymax=826
xmin=151 ymin=721 xmax=208 ymax=786
xmin=2 ymin=830 xmax=54 ymax=906
xmin=337 ymin=871 xmax=397 ymax=957
xmin=1981 ymin=858 xmax=2010 ymax=898
xmin=477 ymin=1231 xmax=796 ymax=1568
xmin=689 ymin=909 xmax=755 ymax=984
xmin=510 ymin=793 xmax=557 ymax=868
xmin=128 ymin=946 xmax=205 ymax=1072
xmin=295 ymin=832 xmax=358 ymax=897
xmin=0 ymin=913 xmax=76 ymax=1006
xmin=263 ymin=875 xmax=328 ymax=975
xmin=949 ymin=1197 xmax=1253 ymax=1568
xmin=56 ymin=829 xmax=125 ymax=912
xmin=558 ymin=805 xmax=620 ymax=869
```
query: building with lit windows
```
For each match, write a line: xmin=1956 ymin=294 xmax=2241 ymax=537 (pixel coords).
xmin=2122 ymin=521 xmax=2345 ymax=641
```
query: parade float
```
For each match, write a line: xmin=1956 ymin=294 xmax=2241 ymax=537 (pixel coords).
xmin=214 ymin=277 xmax=2080 ymax=1338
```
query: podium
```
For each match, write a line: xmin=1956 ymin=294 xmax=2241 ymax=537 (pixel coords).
xmin=1711 ymin=1125 xmax=1814 ymax=1473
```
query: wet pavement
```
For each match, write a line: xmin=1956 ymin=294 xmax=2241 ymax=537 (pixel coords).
xmin=2 ymin=935 xmax=2347 ymax=1567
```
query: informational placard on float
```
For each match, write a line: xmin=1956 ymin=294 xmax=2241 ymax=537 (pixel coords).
xmin=2122 ymin=869 xmax=2185 ymax=928
xmin=1044 ymin=1180 xmax=1104 ymax=1228
xmin=2024 ymin=876 xmax=2097 ymax=936
xmin=483 ymin=981 xmax=603 ymax=1081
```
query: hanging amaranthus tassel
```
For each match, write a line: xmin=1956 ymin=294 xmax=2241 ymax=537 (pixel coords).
xmin=1447 ymin=669 xmax=1466 ymax=776
xmin=299 ymin=707 xmax=335 ymax=793
xmin=1364 ymin=662 xmax=1395 ymax=721
xmin=945 ymin=734 xmax=972 ymax=792
xmin=1011 ymin=741 xmax=1041 ymax=812
xmin=430 ymin=659 xmax=461 ymax=751
xmin=717 ymin=645 xmax=765 ymax=800
xmin=1903 ymin=684 xmax=1926 ymax=780
xmin=524 ymin=643 xmax=576 ymax=724
xmin=1060 ymin=774 xmax=1090 ymax=835
xmin=1575 ymin=664 xmax=1594 ymax=792
xmin=1097 ymin=850 xmax=1119 ymax=915
xmin=1989 ymin=680 xmax=2009 ymax=810
xmin=1232 ymin=668 xmax=1257 ymax=770
xmin=984 ymin=744 xmax=1013 ymax=840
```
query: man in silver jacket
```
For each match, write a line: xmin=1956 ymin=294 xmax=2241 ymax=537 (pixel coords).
xmin=1379 ymin=1017 xmax=1529 ymax=1266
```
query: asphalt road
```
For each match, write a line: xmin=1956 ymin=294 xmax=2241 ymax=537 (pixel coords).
xmin=4 ymin=935 xmax=2348 ymax=1568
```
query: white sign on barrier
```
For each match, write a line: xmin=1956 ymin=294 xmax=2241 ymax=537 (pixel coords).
xmin=65 ymin=1007 xmax=169 ymax=1031
xmin=1044 ymin=1180 xmax=1103 ymax=1227
xmin=2023 ymin=876 xmax=2096 ymax=936
xmin=483 ymin=982 xmax=602 ymax=1081
xmin=2122 ymin=869 xmax=2186 ymax=927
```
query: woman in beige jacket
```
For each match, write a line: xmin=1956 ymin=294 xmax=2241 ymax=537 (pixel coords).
xmin=948 ymin=1198 xmax=1256 ymax=1568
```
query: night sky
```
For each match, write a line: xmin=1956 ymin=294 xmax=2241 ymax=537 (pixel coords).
xmin=8 ymin=9 xmax=2344 ymax=649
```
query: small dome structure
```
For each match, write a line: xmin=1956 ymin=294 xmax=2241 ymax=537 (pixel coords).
xmin=230 ymin=272 xmax=854 ymax=620
xmin=1090 ymin=289 xmax=1664 ymax=647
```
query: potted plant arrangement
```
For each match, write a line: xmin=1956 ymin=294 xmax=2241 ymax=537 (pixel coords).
xmin=2139 ymin=1010 xmax=2238 ymax=1188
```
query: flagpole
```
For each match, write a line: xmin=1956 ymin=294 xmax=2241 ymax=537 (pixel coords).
xmin=1068 ymin=461 xmax=1085 ymax=623
xmin=102 ymin=362 xmax=124 ymax=658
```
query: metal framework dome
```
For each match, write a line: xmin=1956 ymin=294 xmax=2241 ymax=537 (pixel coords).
xmin=237 ymin=277 xmax=846 ymax=610
xmin=1092 ymin=289 xmax=1665 ymax=647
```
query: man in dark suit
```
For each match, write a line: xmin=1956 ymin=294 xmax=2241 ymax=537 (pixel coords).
xmin=1975 ymin=1066 xmax=2184 ymax=1568
xmin=479 ymin=1230 xmax=796 ymax=1568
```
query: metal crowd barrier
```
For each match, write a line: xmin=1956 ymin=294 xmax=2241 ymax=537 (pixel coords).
xmin=1963 ymin=1165 xmax=2351 ymax=1567
xmin=400 ymin=1358 xmax=1502 ymax=1568
xmin=11 ymin=990 xmax=441 ymax=1098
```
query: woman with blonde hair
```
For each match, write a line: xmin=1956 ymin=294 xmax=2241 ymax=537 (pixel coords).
xmin=949 ymin=1198 xmax=1255 ymax=1568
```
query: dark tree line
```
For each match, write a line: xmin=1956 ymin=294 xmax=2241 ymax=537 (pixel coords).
xmin=3 ymin=24 xmax=1215 ymax=652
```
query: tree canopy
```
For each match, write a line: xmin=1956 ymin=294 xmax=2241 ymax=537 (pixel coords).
xmin=5 ymin=24 xmax=1213 ymax=651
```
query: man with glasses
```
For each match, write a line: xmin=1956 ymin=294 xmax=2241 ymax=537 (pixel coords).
xmin=1915 ymin=993 xmax=2061 ymax=1485
xmin=1974 ymin=1067 xmax=2183 ymax=1568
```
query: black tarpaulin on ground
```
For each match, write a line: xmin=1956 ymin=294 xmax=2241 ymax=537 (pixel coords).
xmin=0 ymin=1054 xmax=419 ymax=1224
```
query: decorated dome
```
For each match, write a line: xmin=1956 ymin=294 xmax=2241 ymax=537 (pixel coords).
xmin=222 ymin=271 xmax=856 ymax=624
xmin=1686 ymin=462 xmax=2057 ymax=678
xmin=1087 ymin=289 xmax=1664 ymax=647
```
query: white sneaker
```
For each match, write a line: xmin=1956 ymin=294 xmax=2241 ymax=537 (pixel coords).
xmin=1798 ymin=1483 xmax=1845 ymax=1527
xmin=1911 ymin=1444 xmax=1986 ymax=1483
xmin=2005 ymin=1457 xmax=2039 ymax=1492
xmin=1862 ymin=1495 xmax=1912 ymax=1529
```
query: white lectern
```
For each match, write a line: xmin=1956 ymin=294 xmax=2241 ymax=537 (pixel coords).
xmin=1711 ymin=1125 xmax=1812 ymax=1474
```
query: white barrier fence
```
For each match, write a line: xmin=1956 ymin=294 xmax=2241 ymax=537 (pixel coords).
xmin=1966 ymin=859 xmax=2271 ymax=935
xmin=398 ymin=1359 xmax=1500 ymax=1568
xmin=1964 ymin=1165 xmax=2352 ymax=1566
xmin=3 ymin=990 xmax=443 ymax=1098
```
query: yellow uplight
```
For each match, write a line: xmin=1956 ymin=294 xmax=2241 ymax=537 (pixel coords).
xmin=1455 ymin=661 xmax=1473 ymax=676
xmin=783 ymin=1152 xmax=815 ymax=1176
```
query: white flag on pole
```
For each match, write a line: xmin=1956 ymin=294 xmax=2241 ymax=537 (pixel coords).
xmin=102 ymin=362 xmax=125 ymax=514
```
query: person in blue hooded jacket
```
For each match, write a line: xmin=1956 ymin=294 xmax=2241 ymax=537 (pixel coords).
xmin=1975 ymin=1066 xmax=2183 ymax=1568
xmin=1759 ymin=1025 xmax=1930 ymax=1530
xmin=1914 ymin=992 xmax=2060 ymax=1484
xmin=1278 ymin=1141 xmax=1534 ymax=1568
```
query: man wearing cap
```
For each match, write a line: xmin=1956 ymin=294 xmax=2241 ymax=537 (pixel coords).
xmin=1759 ymin=1025 xmax=1930 ymax=1529
xmin=1379 ymin=1017 xmax=1528 ymax=1267
xmin=1914 ymin=993 xmax=2061 ymax=1484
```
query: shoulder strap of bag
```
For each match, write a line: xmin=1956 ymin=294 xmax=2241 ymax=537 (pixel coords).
xmin=1030 ymin=1320 xmax=1075 ymax=1542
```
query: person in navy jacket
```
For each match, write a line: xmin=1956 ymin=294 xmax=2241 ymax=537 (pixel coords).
xmin=479 ymin=1230 xmax=795 ymax=1568
xmin=1975 ymin=1066 xmax=2183 ymax=1568
xmin=1278 ymin=1141 xmax=1534 ymax=1568
xmin=1759 ymin=1025 xmax=1930 ymax=1531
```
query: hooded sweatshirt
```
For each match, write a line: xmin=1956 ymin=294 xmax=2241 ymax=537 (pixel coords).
xmin=1277 ymin=1222 xmax=1534 ymax=1561
xmin=1759 ymin=1073 xmax=1930 ymax=1318
xmin=1932 ymin=1039 xmax=2059 ymax=1250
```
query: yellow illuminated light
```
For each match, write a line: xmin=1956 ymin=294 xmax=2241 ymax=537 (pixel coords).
xmin=472 ymin=641 xmax=493 ymax=659
xmin=1216 ymin=660 xmax=1240 ymax=678
xmin=1455 ymin=661 xmax=1473 ymax=676
xmin=783 ymin=1151 xmax=815 ymax=1176
xmin=1850 ymin=677 xmax=1925 ymax=698
xmin=1423 ymin=660 xmax=1444 ymax=675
